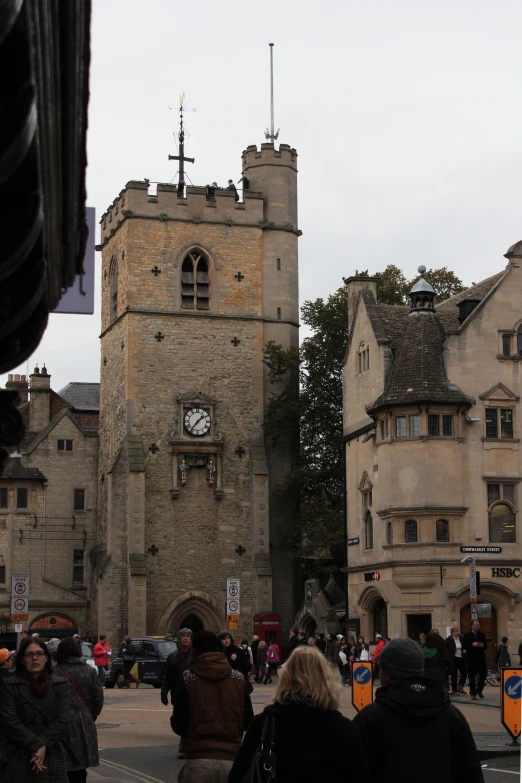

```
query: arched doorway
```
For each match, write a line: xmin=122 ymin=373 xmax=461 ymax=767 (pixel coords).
xmin=179 ymin=613 xmax=203 ymax=634
xmin=460 ymin=603 xmax=497 ymax=668
xmin=300 ymin=613 xmax=317 ymax=637
xmin=29 ymin=613 xmax=78 ymax=638
xmin=157 ymin=590 xmax=225 ymax=636
xmin=372 ymin=598 xmax=388 ymax=641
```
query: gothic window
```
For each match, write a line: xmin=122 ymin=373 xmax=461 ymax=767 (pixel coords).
xmin=436 ymin=519 xmax=450 ymax=543
xmin=364 ymin=512 xmax=373 ymax=549
xmin=181 ymin=251 xmax=210 ymax=310
xmin=518 ymin=325 xmax=522 ymax=356
xmin=109 ymin=256 xmax=118 ymax=323
xmin=405 ymin=519 xmax=418 ymax=543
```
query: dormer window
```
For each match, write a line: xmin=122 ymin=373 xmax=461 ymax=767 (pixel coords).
xmin=181 ymin=251 xmax=210 ymax=310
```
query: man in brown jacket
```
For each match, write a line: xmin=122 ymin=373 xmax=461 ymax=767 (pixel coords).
xmin=171 ymin=630 xmax=253 ymax=782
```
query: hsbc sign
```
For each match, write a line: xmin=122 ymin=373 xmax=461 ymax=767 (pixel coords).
xmin=364 ymin=571 xmax=381 ymax=582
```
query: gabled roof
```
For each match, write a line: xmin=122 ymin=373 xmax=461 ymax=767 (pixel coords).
xmin=23 ymin=408 xmax=91 ymax=455
xmin=58 ymin=382 xmax=100 ymax=411
xmin=367 ymin=312 xmax=473 ymax=414
xmin=0 ymin=458 xmax=46 ymax=481
xmin=435 ymin=272 xmax=506 ymax=334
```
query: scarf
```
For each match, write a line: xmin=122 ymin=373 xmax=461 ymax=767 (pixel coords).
xmin=21 ymin=668 xmax=51 ymax=697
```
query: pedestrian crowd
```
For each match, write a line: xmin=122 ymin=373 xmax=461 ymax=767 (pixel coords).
xmin=0 ymin=620 xmax=518 ymax=781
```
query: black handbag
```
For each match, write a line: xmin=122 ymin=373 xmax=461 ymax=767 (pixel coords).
xmin=250 ymin=714 xmax=276 ymax=783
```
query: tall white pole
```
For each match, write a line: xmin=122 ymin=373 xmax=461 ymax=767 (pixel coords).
xmin=269 ymin=43 xmax=275 ymax=142
xmin=461 ymin=556 xmax=478 ymax=622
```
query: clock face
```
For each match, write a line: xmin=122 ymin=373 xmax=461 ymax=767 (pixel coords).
xmin=184 ymin=407 xmax=211 ymax=436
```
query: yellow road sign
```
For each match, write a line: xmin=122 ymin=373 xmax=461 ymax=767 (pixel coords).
xmin=226 ymin=614 xmax=240 ymax=622
xmin=351 ymin=661 xmax=373 ymax=712
xmin=229 ymin=621 xmax=238 ymax=630
xmin=501 ymin=667 xmax=522 ymax=741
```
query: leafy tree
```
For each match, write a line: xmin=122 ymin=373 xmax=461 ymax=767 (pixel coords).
xmin=265 ymin=265 xmax=465 ymax=568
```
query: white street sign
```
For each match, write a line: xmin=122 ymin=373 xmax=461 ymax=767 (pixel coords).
xmin=227 ymin=578 xmax=240 ymax=600
xmin=12 ymin=574 xmax=30 ymax=597
xmin=11 ymin=596 xmax=29 ymax=614
xmin=14 ymin=623 xmax=23 ymax=633
xmin=227 ymin=598 xmax=240 ymax=616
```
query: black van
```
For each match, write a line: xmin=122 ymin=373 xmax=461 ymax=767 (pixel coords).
xmin=107 ymin=636 xmax=178 ymax=688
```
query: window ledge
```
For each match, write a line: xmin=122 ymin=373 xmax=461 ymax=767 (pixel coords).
xmin=497 ymin=354 xmax=521 ymax=362
xmin=482 ymin=438 xmax=520 ymax=443
xmin=383 ymin=541 xmax=462 ymax=549
xmin=70 ymin=584 xmax=87 ymax=591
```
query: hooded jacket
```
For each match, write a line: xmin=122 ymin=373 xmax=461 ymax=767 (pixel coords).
xmin=353 ymin=676 xmax=484 ymax=783
xmin=171 ymin=651 xmax=253 ymax=760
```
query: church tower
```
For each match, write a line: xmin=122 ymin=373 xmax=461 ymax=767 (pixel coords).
xmin=96 ymin=139 xmax=299 ymax=643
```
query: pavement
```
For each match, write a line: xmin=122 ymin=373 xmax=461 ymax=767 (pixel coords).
xmin=86 ymin=681 xmax=520 ymax=782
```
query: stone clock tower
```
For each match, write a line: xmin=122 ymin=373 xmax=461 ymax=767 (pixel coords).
xmin=95 ymin=142 xmax=299 ymax=643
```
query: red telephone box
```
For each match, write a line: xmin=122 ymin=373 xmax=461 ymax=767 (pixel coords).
xmin=253 ymin=612 xmax=282 ymax=652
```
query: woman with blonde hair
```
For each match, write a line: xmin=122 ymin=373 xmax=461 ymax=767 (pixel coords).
xmin=229 ymin=646 xmax=368 ymax=782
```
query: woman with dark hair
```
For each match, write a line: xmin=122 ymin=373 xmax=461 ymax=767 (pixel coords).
xmin=423 ymin=631 xmax=450 ymax=697
xmin=255 ymin=641 xmax=268 ymax=683
xmin=263 ymin=638 xmax=281 ymax=685
xmin=216 ymin=632 xmax=250 ymax=678
xmin=55 ymin=637 xmax=104 ymax=783
xmin=229 ymin=646 xmax=369 ymax=783
xmin=0 ymin=636 xmax=71 ymax=781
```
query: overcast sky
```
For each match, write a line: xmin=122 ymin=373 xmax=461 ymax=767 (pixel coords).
xmin=4 ymin=0 xmax=522 ymax=392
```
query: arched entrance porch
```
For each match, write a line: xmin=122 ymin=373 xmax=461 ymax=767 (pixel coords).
xmin=157 ymin=590 xmax=225 ymax=636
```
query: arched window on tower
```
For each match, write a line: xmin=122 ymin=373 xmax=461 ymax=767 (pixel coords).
xmin=364 ymin=511 xmax=373 ymax=549
xmin=489 ymin=502 xmax=516 ymax=543
xmin=109 ymin=256 xmax=118 ymax=324
xmin=436 ymin=519 xmax=450 ymax=543
xmin=518 ymin=324 xmax=522 ymax=357
xmin=181 ymin=250 xmax=210 ymax=310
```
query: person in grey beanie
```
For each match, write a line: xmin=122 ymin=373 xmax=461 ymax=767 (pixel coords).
xmin=352 ymin=638 xmax=483 ymax=783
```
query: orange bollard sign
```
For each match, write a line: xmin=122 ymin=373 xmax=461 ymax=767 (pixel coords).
xmin=501 ymin=667 xmax=522 ymax=742
xmin=351 ymin=661 xmax=373 ymax=712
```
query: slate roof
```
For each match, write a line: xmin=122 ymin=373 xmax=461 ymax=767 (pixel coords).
xmin=367 ymin=312 xmax=473 ymax=414
xmin=364 ymin=269 xmax=505 ymax=414
xmin=58 ymin=382 xmax=100 ymax=411
xmin=0 ymin=458 xmax=46 ymax=481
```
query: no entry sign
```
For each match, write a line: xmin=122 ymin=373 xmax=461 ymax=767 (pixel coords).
xmin=11 ymin=574 xmax=30 ymax=621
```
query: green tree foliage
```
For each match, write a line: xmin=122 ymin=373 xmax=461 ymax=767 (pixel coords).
xmin=265 ymin=265 xmax=465 ymax=566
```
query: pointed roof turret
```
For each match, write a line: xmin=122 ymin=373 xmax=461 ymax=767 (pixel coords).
xmin=409 ymin=265 xmax=436 ymax=313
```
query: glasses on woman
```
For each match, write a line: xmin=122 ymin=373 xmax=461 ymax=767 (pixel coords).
xmin=23 ymin=651 xmax=46 ymax=659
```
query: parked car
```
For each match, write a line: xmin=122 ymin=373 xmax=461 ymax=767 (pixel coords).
xmin=81 ymin=641 xmax=97 ymax=671
xmin=107 ymin=635 xmax=178 ymax=689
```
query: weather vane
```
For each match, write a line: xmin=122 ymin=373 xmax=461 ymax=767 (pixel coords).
xmin=265 ymin=43 xmax=280 ymax=142
xmin=168 ymin=93 xmax=196 ymax=197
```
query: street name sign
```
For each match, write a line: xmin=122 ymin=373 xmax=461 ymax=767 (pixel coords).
xmin=501 ymin=667 xmax=522 ymax=742
xmin=351 ymin=661 xmax=373 ymax=712
xmin=460 ymin=546 xmax=502 ymax=554
xmin=347 ymin=537 xmax=360 ymax=546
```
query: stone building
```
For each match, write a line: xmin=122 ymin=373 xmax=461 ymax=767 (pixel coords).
xmin=0 ymin=369 xmax=99 ymax=642
xmin=96 ymin=142 xmax=299 ymax=644
xmin=343 ymin=244 xmax=522 ymax=664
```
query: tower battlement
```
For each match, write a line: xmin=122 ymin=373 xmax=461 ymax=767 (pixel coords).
xmin=100 ymin=182 xmax=267 ymax=245
xmin=242 ymin=143 xmax=298 ymax=171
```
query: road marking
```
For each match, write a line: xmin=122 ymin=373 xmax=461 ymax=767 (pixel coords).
xmin=482 ymin=768 xmax=519 ymax=775
xmin=99 ymin=757 xmax=167 ymax=783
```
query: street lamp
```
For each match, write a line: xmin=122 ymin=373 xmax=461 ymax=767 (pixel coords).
xmin=461 ymin=555 xmax=478 ymax=623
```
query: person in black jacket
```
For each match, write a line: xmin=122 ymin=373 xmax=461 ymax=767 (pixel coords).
xmin=285 ymin=627 xmax=300 ymax=661
xmin=161 ymin=628 xmax=194 ymax=759
xmin=229 ymin=646 xmax=369 ymax=783
xmin=445 ymin=626 xmax=467 ymax=695
xmin=315 ymin=633 xmax=327 ymax=655
xmin=216 ymin=631 xmax=250 ymax=679
xmin=353 ymin=637 xmax=483 ymax=783
xmin=462 ymin=620 xmax=488 ymax=700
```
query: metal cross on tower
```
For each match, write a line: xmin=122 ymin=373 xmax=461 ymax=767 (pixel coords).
xmin=168 ymin=94 xmax=195 ymax=196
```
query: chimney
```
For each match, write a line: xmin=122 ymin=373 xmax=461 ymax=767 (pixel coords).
xmin=5 ymin=374 xmax=29 ymax=407
xmin=344 ymin=274 xmax=379 ymax=331
xmin=29 ymin=365 xmax=51 ymax=431
xmin=457 ymin=298 xmax=481 ymax=324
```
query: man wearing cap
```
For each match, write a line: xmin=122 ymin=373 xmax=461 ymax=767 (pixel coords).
xmin=171 ymin=630 xmax=253 ymax=782
xmin=162 ymin=628 xmax=194 ymax=759
xmin=372 ymin=634 xmax=385 ymax=681
xmin=353 ymin=637 xmax=483 ymax=782
xmin=0 ymin=648 xmax=14 ymax=683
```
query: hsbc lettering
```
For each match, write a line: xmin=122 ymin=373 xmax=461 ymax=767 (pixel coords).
xmin=491 ymin=568 xmax=521 ymax=578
